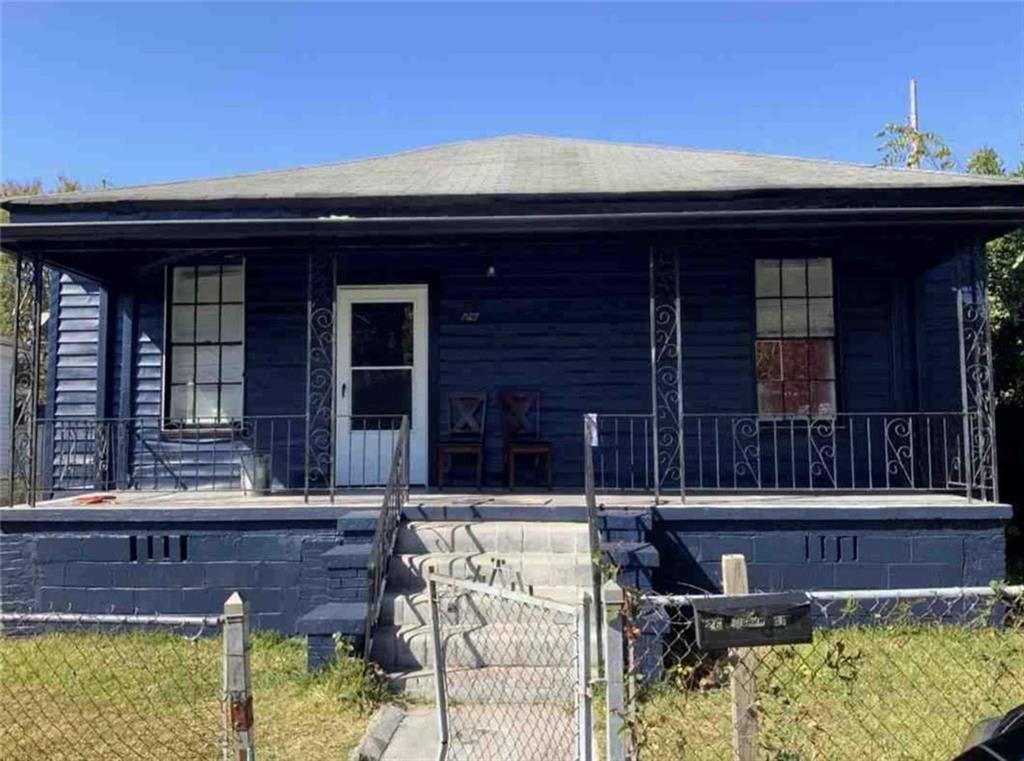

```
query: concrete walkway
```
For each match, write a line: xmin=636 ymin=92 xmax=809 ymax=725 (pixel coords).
xmin=380 ymin=707 xmax=438 ymax=761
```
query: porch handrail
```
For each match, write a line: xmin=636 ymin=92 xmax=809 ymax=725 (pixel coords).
xmin=583 ymin=410 xmax=994 ymax=500
xmin=362 ymin=414 xmax=410 ymax=661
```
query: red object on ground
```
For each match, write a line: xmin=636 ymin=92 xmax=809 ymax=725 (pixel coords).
xmin=72 ymin=494 xmax=116 ymax=505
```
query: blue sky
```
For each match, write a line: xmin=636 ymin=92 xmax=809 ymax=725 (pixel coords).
xmin=2 ymin=2 xmax=1022 ymax=188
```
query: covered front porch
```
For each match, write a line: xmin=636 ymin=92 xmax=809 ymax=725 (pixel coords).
xmin=1 ymin=230 xmax=1003 ymax=508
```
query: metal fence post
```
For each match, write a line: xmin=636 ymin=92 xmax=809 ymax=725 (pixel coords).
xmin=722 ymin=555 xmax=757 ymax=761
xmin=578 ymin=591 xmax=593 ymax=761
xmin=583 ymin=414 xmax=605 ymax=676
xmin=427 ymin=574 xmax=449 ymax=761
xmin=603 ymin=580 xmax=627 ymax=761
xmin=223 ymin=592 xmax=255 ymax=761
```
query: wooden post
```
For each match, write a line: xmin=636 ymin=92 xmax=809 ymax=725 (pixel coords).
xmin=223 ymin=592 xmax=255 ymax=761
xmin=603 ymin=580 xmax=627 ymax=761
xmin=722 ymin=555 xmax=757 ymax=761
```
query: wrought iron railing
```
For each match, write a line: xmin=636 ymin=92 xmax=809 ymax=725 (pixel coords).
xmin=363 ymin=415 xmax=409 ymax=661
xmin=584 ymin=411 xmax=995 ymax=500
xmin=6 ymin=414 xmax=406 ymax=505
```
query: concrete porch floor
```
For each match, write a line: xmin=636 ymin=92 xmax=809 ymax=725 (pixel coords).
xmin=20 ymin=488 xmax=998 ymax=511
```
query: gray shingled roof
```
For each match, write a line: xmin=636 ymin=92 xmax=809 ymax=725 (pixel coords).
xmin=7 ymin=134 xmax=1022 ymax=206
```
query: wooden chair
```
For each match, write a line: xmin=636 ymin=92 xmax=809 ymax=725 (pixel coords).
xmin=500 ymin=390 xmax=553 ymax=490
xmin=437 ymin=392 xmax=487 ymax=489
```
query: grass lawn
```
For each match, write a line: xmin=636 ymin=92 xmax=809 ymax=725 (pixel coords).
xmin=0 ymin=631 xmax=388 ymax=761
xmin=633 ymin=622 xmax=1024 ymax=760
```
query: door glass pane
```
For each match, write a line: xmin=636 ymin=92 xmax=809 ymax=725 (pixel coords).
xmin=195 ymin=385 xmax=219 ymax=423
xmin=221 ymin=345 xmax=244 ymax=383
xmin=221 ymin=265 xmax=244 ymax=302
xmin=170 ymin=346 xmax=194 ymax=383
xmin=196 ymin=266 xmax=221 ymax=303
xmin=220 ymin=305 xmax=244 ymax=342
xmin=352 ymin=369 xmax=411 ymax=428
xmin=172 ymin=267 xmax=196 ymax=303
xmin=195 ymin=346 xmax=220 ymax=383
xmin=352 ymin=302 xmax=414 ymax=367
xmin=171 ymin=306 xmax=194 ymax=342
xmin=195 ymin=305 xmax=220 ymax=342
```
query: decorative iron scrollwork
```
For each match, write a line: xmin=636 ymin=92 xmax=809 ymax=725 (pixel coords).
xmin=808 ymin=417 xmax=837 ymax=488
xmin=731 ymin=417 xmax=761 ymax=488
xmin=958 ymin=292 xmax=997 ymax=501
xmin=7 ymin=253 xmax=45 ymax=506
xmin=884 ymin=416 xmax=914 ymax=488
xmin=650 ymin=248 xmax=683 ymax=492
xmin=305 ymin=252 xmax=336 ymax=491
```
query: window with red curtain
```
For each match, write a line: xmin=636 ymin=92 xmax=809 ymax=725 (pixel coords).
xmin=755 ymin=258 xmax=836 ymax=417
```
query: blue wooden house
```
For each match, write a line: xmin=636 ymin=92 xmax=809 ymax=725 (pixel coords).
xmin=2 ymin=136 xmax=1021 ymax=670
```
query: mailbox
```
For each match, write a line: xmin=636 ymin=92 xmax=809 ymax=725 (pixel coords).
xmin=691 ymin=592 xmax=812 ymax=649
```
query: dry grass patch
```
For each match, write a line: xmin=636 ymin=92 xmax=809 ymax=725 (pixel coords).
xmin=633 ymin=623 xmax=1024 ymax=760
xmin=0 ymin=630 xmax=387 ymax=761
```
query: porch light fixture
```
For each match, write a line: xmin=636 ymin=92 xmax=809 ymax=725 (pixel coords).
xmin=486 ymin=265 xmax=496 ymax=278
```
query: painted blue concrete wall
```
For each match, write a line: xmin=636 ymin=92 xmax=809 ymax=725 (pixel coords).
xmin=651 ymin=505 xmax=1007 ymax=593
xmin=0 ymin=508 xmax=363 ymax=633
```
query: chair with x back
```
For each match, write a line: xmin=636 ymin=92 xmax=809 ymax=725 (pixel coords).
xmin=500 ymin=390 xmax=553 ymax=490
xmin=437 ymin=391 xmax=487 ymax=489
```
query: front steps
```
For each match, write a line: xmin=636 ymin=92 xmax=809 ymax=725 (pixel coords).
xmin=375 ymin=520 xmax=594 ymax=696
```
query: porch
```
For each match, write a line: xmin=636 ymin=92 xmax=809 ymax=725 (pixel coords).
xmin=2 ymin=240 xmax=1003 ymax=508
xmin=26 ymin=487 xmax=991 ymax=511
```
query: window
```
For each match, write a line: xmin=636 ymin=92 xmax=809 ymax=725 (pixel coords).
xmin=755 ymin=258 xmax=836 ymax=417
xmin=166 ymin=264 xmax=244 ymax=425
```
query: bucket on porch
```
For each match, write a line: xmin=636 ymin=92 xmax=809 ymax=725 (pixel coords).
xmin=240 ymin=453 xmax=271 ymax=495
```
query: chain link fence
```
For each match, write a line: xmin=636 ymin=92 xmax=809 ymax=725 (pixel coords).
xmin=0 ymin=610 xmax=226 ymax=760
xmin=614 ymin=584 xmax=1024 ymax=760
xmin=429 ymin=572 xmax=593 ymax=761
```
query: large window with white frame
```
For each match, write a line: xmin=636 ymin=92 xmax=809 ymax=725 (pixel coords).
xmin=755 ymin=257 xmax=836 ymax=417
xmin=166 ymin=263 xmax=244 ymax=425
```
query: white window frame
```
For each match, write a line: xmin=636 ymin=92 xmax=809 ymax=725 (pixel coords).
xmin=162 ymin=260 xmax=246 ymax=428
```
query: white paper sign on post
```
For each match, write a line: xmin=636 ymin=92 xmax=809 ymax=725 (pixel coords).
xmin=585 ymin=413 xmax=599 ymax=447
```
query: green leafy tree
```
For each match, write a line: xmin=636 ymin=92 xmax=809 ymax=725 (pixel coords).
xmin=1 ymin=176 xmax=93 ymax=336
xmin=967 ymin=147 xmax=1024 ymax=406
xmin=876 ymin=123 xmax=957 ymax=170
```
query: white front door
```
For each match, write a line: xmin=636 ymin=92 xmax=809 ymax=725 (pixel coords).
xmin=336 ymin=285 xmax=428 ymax=486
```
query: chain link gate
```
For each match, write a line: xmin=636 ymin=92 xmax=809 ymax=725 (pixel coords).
xmin=428 ymin=572 xmax=593 ymax=761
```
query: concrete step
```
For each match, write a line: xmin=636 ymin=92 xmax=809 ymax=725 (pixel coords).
xmin=388 ymin=666 xmax=582 ymax=702
xmin=388 ymin=552 xmax=594 ymax=590
xmin=380 ymin=586 xmax=587 ymax=627
xmin=372 ymin=622 xmax=586 ymax=670
xmin=396 ymin=521 xmax=591 ymax=555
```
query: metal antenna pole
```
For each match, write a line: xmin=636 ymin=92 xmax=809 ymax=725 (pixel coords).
xmin=909 ymin=78 xmax=920 ymax=168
